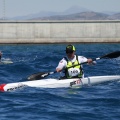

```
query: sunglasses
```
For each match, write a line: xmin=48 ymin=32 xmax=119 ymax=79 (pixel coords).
xmin=66 ymin=51 xmax=73 ymax=54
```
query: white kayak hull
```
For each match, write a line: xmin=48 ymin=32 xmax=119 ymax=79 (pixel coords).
xmin=0 ymin=60 xmax=13 ymax=64
xmin=0 ymin=75 xmax=120 ymax=92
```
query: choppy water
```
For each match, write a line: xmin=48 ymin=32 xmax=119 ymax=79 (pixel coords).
xmin=0 ymin=43 xmax=120 ymax=120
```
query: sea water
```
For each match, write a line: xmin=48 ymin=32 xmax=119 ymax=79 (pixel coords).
xmin=0 ymin=43 xmax=120 ymax=120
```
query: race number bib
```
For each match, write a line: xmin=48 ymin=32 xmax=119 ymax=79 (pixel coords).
xmin=68 ymin=68 xmax=80 ymax=77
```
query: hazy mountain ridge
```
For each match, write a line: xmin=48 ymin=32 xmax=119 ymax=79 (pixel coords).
xmin=107 ymin=13 xmax=120 ymax=20
xmin=34 ymin=11 xmax=109 ymax=20
xmin=31 ymin=12 xmax=120 ymax=20
xmin=2 ymin=6 xmax=120 ymax=20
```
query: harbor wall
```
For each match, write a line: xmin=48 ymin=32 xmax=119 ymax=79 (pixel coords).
xmin=0 ymin=20 xmax=120 ymax=43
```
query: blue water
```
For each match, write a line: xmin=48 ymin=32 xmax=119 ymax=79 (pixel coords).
xmin=0 ymin=43 xmax=120 ymax=120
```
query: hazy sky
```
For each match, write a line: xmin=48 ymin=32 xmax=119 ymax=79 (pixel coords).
xmin=0 ymin=0 xmax=120 ymax=17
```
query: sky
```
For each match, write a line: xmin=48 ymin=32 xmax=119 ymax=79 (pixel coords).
xmin=0 ymin=0 xmax=120 ymax=18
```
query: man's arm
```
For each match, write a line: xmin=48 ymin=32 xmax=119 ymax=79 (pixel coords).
xmin=56 ymin=59 xmax=66 ymax=72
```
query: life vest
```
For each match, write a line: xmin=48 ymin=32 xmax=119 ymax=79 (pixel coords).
xmin=64 ymin=55 xmax=83 ymax=78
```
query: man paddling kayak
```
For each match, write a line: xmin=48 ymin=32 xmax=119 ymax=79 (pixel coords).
xmin=27 ymin=50 xmax=119 ymax=80
xmin=56 ymin=44 xmax=94 ymax=79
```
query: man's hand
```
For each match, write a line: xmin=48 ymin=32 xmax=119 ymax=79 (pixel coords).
xmin=87 ymin=59 xmax=96 ymax=65
xmin=87 ymin=59 xmax=93 ymax=64
xmin=56 ymin=68 xmax=62 ymax=72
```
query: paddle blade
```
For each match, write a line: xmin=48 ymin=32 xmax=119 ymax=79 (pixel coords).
xmin=27 ymin=72 xmax=47 ymax=80
xmin=100 ymin=51 xmax=120 ymax=59
xmin=27 ymin=71 xmax=56 ymax=80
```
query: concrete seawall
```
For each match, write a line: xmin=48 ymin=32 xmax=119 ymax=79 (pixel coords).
xmin=0 ymin=20 xmax=120 ymax=43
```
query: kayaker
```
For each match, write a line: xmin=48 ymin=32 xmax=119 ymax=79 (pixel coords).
xmin=56 ymin=44 xmax=94 ymax=79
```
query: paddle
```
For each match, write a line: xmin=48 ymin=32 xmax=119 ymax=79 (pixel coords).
xmin=27 ymin=51 xmax=120 ymax=80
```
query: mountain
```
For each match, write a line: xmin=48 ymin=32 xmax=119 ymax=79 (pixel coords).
xmin=11 ymin=6 xmax=90 ymax=20
xmin=61 ymin=6 xmax=90 ymax=15
xmin=8 ymin=6 xmax=120 ymax=20
xmin=108 ymin=13 xmax=120 ymax=20
xmin=101 ymin=11 xmax=119 ymax=15
xmin=11 ymin=11 xmax=59 ymax=20
xmin=32 ymin=11 xmax=109 ymax=20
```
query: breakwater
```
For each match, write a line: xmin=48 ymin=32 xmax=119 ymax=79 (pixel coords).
xmin=0 ymin=20 xmax=120 ymax=43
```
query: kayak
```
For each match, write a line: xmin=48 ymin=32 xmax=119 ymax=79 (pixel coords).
xmin=0 ymin=60 xmax=13 ymax=64
xmin=1 ymin=61 xmax=13 ymax=64
xmin=0 ymin=75 xmax=120 ymax=92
